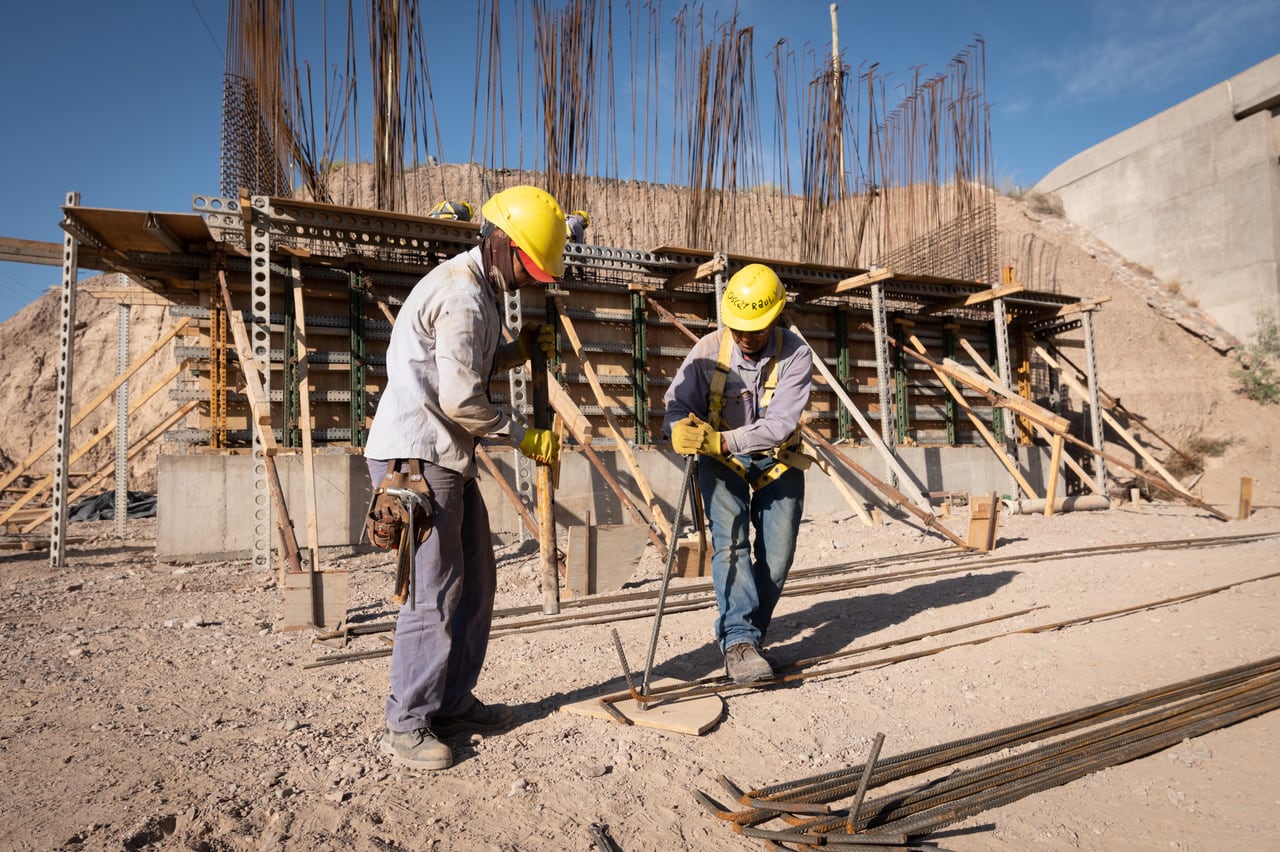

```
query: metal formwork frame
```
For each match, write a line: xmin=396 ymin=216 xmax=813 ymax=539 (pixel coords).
xmin=835 ymin=310 xmax=853 ymax=441
xmin=869 ymin=281 xmax=896 ymax=470
xmin=1081 ymin=308 xmax=1108 ymax=490
xmin=283 ymin=266 xmax=300 ymax=448
xmin=248 ymin=196 xmax=274 ymax=573
xmin=991 ymin=294 xmax=1013 ymax=443
xmin=505 ymin=289 xmax=533 ymax=529
xmin=942 ymin=323 xmax=958 ymax=446
xmin=349 ymin=270 xmax=368 ymax=447
xmin=50 ymin=191 xmax=81 ymax=568
xmin=630 ymin=288 xmax=650 ymax=444
xmin=892 ymin=319 xmax=911 ymax=445
xmin=114 ymin=277 xmax=130 ymax=540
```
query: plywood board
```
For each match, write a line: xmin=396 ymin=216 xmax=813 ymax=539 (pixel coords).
xmin=592 ymin=524 xmax=650 ymax=592
xmin=282 ymin=570 xmax=349 ymax=631
xmin=561 ymin=678 xmax=725 ymax=736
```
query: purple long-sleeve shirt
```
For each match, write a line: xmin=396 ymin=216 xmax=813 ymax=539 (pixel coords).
xmin=663 ymin=327 xmax=813 ymax=455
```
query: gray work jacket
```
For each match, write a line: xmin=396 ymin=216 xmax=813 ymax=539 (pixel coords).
xmin=364 ymin=247 xmax=524 ymax=478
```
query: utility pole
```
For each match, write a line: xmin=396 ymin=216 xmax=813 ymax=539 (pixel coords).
xmin=831 ymin=4 xmax=845 ymax=188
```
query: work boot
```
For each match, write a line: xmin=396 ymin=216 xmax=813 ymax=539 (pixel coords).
xmin=432 ymin=696 xmax=514 ymax=737
xmin=380 ymin=727 xmax=452 ymax=770
xmin=724 ymin=642 xmax=774 ymax=684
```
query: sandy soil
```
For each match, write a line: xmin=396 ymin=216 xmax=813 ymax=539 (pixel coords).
xmin=2 ymin=176 xmax=1278 ymax=851
xmin=2 ymin=500 xmax=1278 ymax=851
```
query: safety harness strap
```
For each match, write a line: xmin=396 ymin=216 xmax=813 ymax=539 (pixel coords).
xmin=704 ymin=327 xmax=814 ymax=490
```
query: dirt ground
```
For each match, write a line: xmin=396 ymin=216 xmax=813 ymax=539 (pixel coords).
xmin=2 ymin=498 xmax=1278 ymax=851
xmin=2 ymin=172 xmax=1278 ymax=850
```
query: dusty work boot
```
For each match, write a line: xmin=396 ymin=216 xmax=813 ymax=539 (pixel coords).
xmin=380 ymin=727 xmax=452 ymax=770
xmin=432 ymin=696 xmax=514 ymax=737
xmin=724 ymin=642 xmax=774 ymax=684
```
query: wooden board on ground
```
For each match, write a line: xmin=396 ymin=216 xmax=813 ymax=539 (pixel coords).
xmin=565 ymin=523 xmax=650 ymax=596
xmin=282 ymin=570 xmax=349 ymax=631
xmin=673 ymin=534 xmax=710 ymax=578
xmin=967 ymin=493 xmax=1000 ymax=552
xmin=561 ymin=678 xmax=725 ymax=736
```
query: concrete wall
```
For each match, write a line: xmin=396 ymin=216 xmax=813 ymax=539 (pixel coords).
xmin=1034 ymin=54 xmax=1280 ymax=342
xmin=157 ymin=444 xmax=1055 ymax=563
xmin=157 ymin=451 xmax=370 ymax=561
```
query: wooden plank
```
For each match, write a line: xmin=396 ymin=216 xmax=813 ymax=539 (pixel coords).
xmin=966 ymin=493 xmax=999 ymax=552
xmin=1045 ymin=296 xmax=1111 ymax=318
xmin=783 ymin=319 xmax=933 ymax=513
xmin=20 ymin=403 xmax=198 ymax=534
xmin=958 ymin=338 xmax=1103 ymax=498
xmin=921 ymin=282 xmax=1024 ymax=315
xmin=1044 ymin=435 xmax=1064 ymax=516
xmin=804 ymin=426 xmax=969 ymax=549
xmin=663 ymin=254 xmax=725 ymax=291
xmin=282 ymin=570 xmax=349 ymax=632
xmin=800 ymin=267 xmax=895 ymax=301
xmin=798 ymin=433 xmax=874 ymax=526
xmin=936 ymin=357 xmax=1071 ymax=433
xmin=0 ymin=363 xmax=183 ymax=526
xmin=217 ymin=269 xmax=304 ymax=574
xmin=591 ymin=524 xmax=650 ymax=593
xmin=908 ymin=335 xmax=1041 ymax=500
xmin=1239 ymin=477 xmax=1254 ymax=521
xmin=1035 ymin=346 xmax=1192 ymax=498
xmin=546 ymin=374 xmax=664 ymax=552
xmin=0 ymin=317 xmax=191 ymax=496
xmin=565 ymin=519 xmax=590 ymax=597
xmin=561 ymin=678 xmax=725 ymax=736
xmin=291 ymin=267 xmax=322 ymax=575
xmin=552 ymin=295 xmax=672 ymax=544
xmin=957 ymin=339 xmax=1228 ymax=521
xmin=547 ymin=374 xmax=593 ymax=441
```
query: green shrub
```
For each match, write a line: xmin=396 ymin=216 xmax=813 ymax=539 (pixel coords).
xmin=1168 ymin=435 xmax=1237 ymax=478
xmin=1231 ymin=310 xmax=1280 ymax=404
xmin=1024 ymin=192 xmax=1064 ymax=217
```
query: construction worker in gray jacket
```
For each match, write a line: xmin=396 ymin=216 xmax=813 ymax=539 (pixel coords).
xmin=364 ymin=185 xmax=566 ymax=770
xmin=664 ymin=263 xmax=813 ymax=683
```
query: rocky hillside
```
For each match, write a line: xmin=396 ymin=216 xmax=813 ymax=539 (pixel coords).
xmin=0 ymin=191 xmax=1274 ymax=508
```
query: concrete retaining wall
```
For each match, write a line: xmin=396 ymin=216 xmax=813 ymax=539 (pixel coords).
xmin=1034 ymin=54 xmax=1280 ymax=342
xmin=156 ymin=445 xmax=1055 ymax=564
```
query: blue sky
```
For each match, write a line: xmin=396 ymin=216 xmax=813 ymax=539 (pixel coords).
xmin=2 ymin=0 xmax=1277 ymax=322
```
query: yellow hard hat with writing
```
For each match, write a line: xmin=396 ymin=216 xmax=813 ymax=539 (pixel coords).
xmin=721 ymin=263 xmax=786 ymax=331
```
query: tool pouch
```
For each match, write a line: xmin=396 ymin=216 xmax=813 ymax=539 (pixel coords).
xmin=366 ymin=459 xmax=435 ymax=551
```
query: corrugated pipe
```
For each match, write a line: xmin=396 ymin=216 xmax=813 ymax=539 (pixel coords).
xmin=1003 ymin=495 xmax=1111 ymax=515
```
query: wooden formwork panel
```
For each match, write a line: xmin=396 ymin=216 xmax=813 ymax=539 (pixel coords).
xmin=178 ymin=265 xmax=1038 ymax=452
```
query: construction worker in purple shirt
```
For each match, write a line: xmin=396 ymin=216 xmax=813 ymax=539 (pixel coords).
xmin=565 ymin=209 xmax=589 ymax=243
xmin=663 ymin=263 xmax=814 ymax=683
xmin=427 ymin=199 xmax=475 ymax=221
xmin=364 ymin=185 xmax=565 ymax=770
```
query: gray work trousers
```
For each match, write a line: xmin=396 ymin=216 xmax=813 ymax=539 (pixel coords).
xmin=367 ymin=458 xmax=497 ymax=733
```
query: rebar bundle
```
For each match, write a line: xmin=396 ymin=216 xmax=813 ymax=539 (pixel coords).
xmin=220 ymin=2 xmax=1000 ymax=285
xmin=696 ymin=657 xmax=1280 ymax=845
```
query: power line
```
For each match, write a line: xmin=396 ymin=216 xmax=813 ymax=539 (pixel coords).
xmin=188 ymin=0 xmax=225 ymax=62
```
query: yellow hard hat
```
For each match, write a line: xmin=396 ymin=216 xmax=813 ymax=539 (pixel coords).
xmin=481 ymin=186 xmax=566 ymax=281
xmin=571 ymin=210 xmax=590 ymax=227
xmin=721 ymin=263 xmax=786 ymax=331
xmin=429 ymin=200 xmax=474 ymax=221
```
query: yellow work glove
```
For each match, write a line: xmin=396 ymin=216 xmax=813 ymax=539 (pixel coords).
xmin=670 ymin=414 xmax=723 ymax=457
xmin=517 ymin=322 xmax=557 ymax=363
xmin=519 ymin=427 xmax=560 ymax=465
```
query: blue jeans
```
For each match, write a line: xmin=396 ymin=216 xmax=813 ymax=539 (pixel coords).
xmin=697 ymin=455 xmax=805 ymax=652
xmin=368 ymin=458 xmax=497 ymax=732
